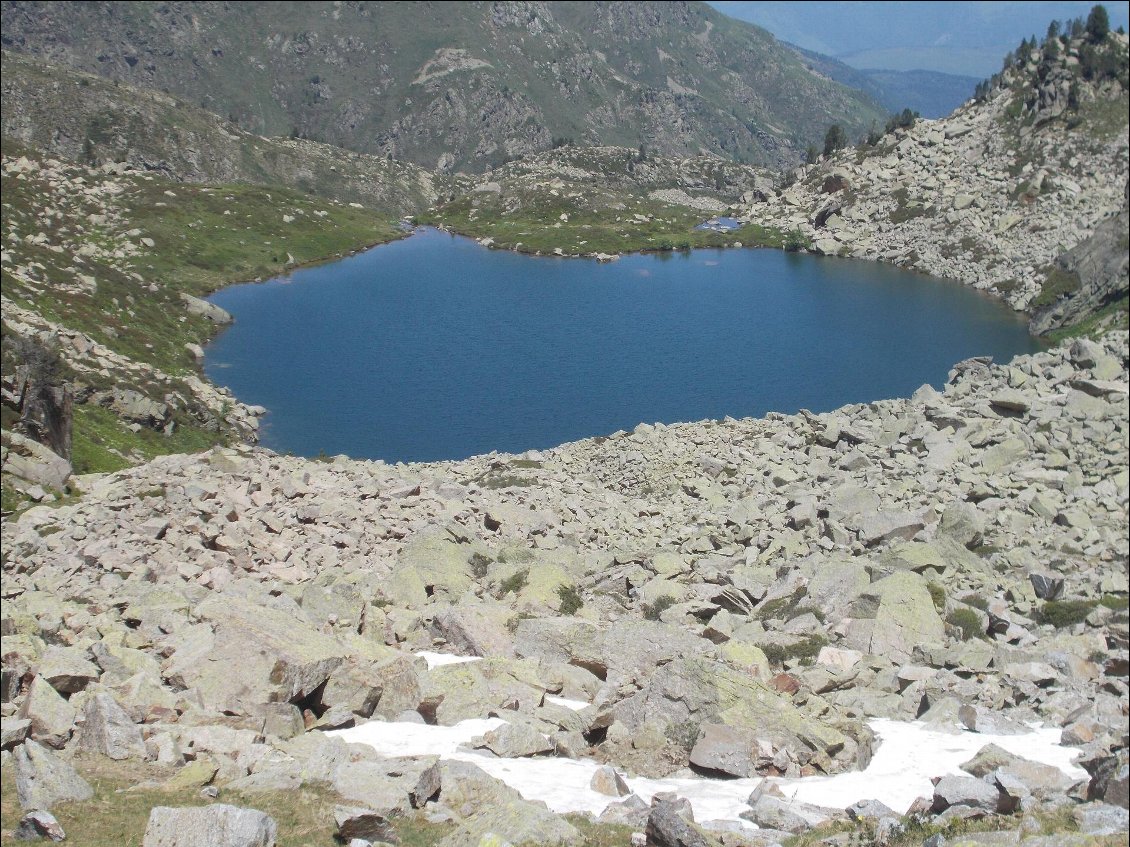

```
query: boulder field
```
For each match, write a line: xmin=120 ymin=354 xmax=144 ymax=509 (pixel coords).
xmin=1 ymin=332 xmax=1128 ymax=845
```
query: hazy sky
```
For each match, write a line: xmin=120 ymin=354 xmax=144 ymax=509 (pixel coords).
xmin=709 ymin=1 xmax=1130 ymax=76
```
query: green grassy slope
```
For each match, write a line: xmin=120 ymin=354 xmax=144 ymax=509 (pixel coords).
xmin=1 ymin=141 xmax=403 ymax=486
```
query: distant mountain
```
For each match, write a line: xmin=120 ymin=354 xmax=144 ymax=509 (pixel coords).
xmin=789 ymin=45 xmax=979 ymax=120
xmin=0 ymin=0 xmax=886 ymax=172
xmin=855 ymin=69 xmax=979 ymax=120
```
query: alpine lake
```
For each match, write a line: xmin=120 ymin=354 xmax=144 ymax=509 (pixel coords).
xmin=204 ymin=227 xmax=1042 ymax=463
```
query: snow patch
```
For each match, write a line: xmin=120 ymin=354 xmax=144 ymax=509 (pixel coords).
xmin=331 ymin=715 xmax=1085 ymax=828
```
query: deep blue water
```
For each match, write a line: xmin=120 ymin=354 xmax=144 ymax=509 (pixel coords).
xmin=205 ymin=228 xmax=1041 ymax=463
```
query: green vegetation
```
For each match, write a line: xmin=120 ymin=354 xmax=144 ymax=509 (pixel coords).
xmin=1087 ymin=4 xmax=1111 ymax=42
xmin=70 ymin=404 xmax=224 ymax=476
xmin=1044 ymin=293 xmax=1130 ymax=343
xmin=1 ymin=141 xmax=408 ymax=491
xmin=823 ymin=124 xmax=848 ymax=157
xmin=0 ymin=3 xmax=887 ymax=172
xmin=754 ymin=587 xmax=810 ymax=622
xmin=760 ymin=634 xmax=829 ymax=666
xmin=1035 ymin=598 xmax=1100 ymax=627
xmin=421 ymin=198 xmax=786 ymax=259
xmin=926 ymin=582 xmax=947 ymax=614
xmin=887 ymin=187 xmax=931 ymax=224
xmin=946 ymin=607 xmax=986 ymax=641
xmin=781 ymin=804 xmax=1113 ymax=847
xmin=469 ymin=552 xmax=493 ymax=580
xmin=643 ymin=594 xmax=678 ymax=620
xmin=499 ymin=569 xmax=530 ymax=596
xmin=784 ymin=229 xmax=811 ymax=252
xmin=1031 ymin=266 xmax=1083 ymax=309
xmin=557 ymin=584 xmax=584 ymax=615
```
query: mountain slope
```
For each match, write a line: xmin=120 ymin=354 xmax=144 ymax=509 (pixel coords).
xmin=0 ymin=141 xmax=409 ymax=500
xmin=790 ymin=44 xmax=979 ymax=120
xmin=740 ymin=28 xmax=1130 ymax=334
xmin=0 ymin=51 xmax=439 ymax=216
xmin=0 ymin=0 xmax=886 ymax=171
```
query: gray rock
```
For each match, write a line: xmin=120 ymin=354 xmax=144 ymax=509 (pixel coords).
xmin=1073 ymin=802 xmax=1129 ymax=836
xmin=689 ymin=724 xmax=762 ymax=778
xmin=1 ymin=716 xmax=31 ymax=750
xmin=17 ymin=676 xmax=76 ymax=749
xmin=37 ymin=647 xmax=100 ymax=694
xmin=849 ymin=509 xmax=925 ymax=547
xmin=331 ymin=762 xmax=412 ymax=814
xmin=410 ymin=761 xmax=442 ymax=808
xmin=590 ymin=764 xmax=631 ymax=797
xmin=333 ymin=806 xmax=396 ymax=843
xmin=646 ymin=800 xmax=718 ymax=847
xmin=14 ymin=740 xmax=94 ymax=810
xmin=864 ymin=572 xmax=947 ymax=664
xmin=474 ymin=722 xmax=553 ymax=758
xmin=1028 ymin=574 xmax=1065 ymax=600
xmin=931 ymin=775 xmax=1002 ymax=813
xmin=959 ymin=705 xmax=1029 ymax=735
xmin=846 ymin=798 xmax=897 ymax=820
xmin=597 ymin=793 xmax=649 ymax=826
xmin=15 ymin=809 xmax=66 ymax=842
xmin=740 ymin=793 xmax=834 ymax=832
xmin=143 ymin=804 xmax=277 ymax=847
xmin=961 ymin=744 xmax=1023 ymax=778
xmin=181 ymin=293 xmax=233 ymax=324
xmin=436 ymin=797 xmax=580 ymax=847
xmin=76 ymin=692 xmax=147 ymax=760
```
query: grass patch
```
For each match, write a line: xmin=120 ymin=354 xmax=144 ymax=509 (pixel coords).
xmin=499 ymin=569 xmax=530 ymax=596
xmin=754 ymin=587 xmax=809 ymax=621
xmin=557 ymin=584 xmax=584 ymax=615
xmin=70 ymin=404 xmax=224 ymax=475
xmin=1044 ymin=291 xmax=1130 ymax=342
xmin=1034 ymin=598 xmax=1099 ymax=628
xmin=761 ymin=634 xmax=829 ymax=666
xmin=420 ymin=191 xmax=786 ymax=258
xmin=643 ymin=594 xmax=677 ymax=621
xmin=1031 ymin=266 xmax=1082 ymax=310
xmin=946 ymin=607 xmax=986 ymax=641
xmin=927 ymin=582 xmax=947 ymax=614
xmin=782 ymin=805 xmax=1106 ymax=847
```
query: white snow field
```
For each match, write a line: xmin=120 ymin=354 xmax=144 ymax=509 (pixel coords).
xmin=333 ymin=659 xmax=1087 ymax=829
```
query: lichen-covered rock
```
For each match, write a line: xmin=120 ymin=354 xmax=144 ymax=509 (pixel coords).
xmin=142 ymin=804 xmax=277 ymax=847
xmin=14 ymin=740 xmax=93 ymax=810
xmin=75 ymin=692 xmax=147 ymax=760
xmin=437 ymin=798 xmax=581 ymax=847
xmin=17 ymin=676 xmax=75 ymax=749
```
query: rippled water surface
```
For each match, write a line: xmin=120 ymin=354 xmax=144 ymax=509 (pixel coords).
xmin=205 ymin=228 xmax=1040 ymax=462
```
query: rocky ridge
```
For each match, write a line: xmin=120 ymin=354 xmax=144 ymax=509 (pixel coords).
xmin=0 ymin=50 xmax=439 ymax=216
xmin=2 ymin=332 xmax=1127 ymax=844
xmin=0 ymin=0 xmax=887 ymax=171
xmin=423 ymin=144 xmax=780 ymax=258
xmin=740 ymin=31 xmax=1129 ymax=328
